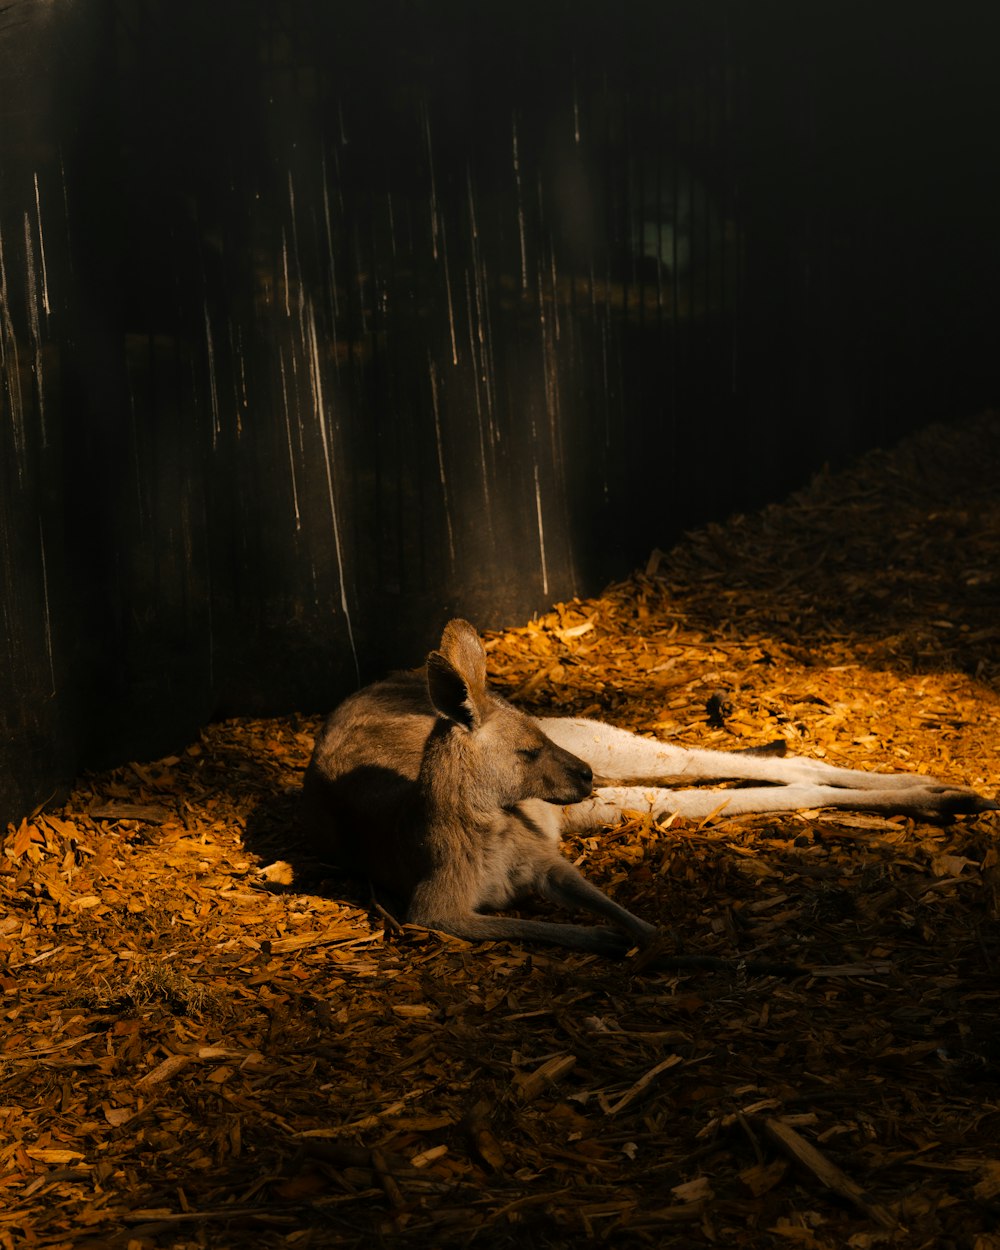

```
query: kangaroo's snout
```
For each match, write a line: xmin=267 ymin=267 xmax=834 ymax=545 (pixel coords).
xmin=546 ymin=747 xmax=593 ymax=805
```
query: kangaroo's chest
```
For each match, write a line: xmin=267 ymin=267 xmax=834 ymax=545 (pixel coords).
xmin=469 ymin=803 xmax=561 ymax=911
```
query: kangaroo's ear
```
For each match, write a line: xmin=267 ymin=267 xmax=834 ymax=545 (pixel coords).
xmin=438 ymin=619 xmax=487 ymax=694
xmin=428 ymin=619 xmax=490 ymax=730
xmin=426 ymin=650 xmax=481 ymax=731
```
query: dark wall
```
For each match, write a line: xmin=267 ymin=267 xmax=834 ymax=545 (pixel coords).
xmin=2 ymin=0 xmax=999 ymax=825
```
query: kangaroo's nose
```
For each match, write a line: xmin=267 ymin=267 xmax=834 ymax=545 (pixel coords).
xmin=575 ymin=760 xmax=594 ymax=791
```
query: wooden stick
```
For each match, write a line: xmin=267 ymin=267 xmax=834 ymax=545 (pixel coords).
xmin=763 ymin=1117 xmax=895 ymax=1228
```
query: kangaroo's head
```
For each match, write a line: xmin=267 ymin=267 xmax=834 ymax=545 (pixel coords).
xmin=424 ymin=619 xmax=593 ymax=808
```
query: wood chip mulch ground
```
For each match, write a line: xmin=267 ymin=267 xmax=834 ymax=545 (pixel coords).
xmin=4 ymin=412 xmax=1000 ymax=1249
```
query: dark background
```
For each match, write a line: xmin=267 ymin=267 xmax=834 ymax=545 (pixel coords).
xmin=2 ymin=0 xmax=998 ymax=827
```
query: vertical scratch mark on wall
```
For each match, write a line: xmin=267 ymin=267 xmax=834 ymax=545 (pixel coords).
xmin=386 ymin=192 xmax=397 ymax=259
xmin=465 ymin=166 xmax=498 ymax=448
xmin=428 ymin=357 xmax=455 ymax=568
xmin=422 ymin=101 xmax=439 ymax=262
xmin=204 ymin=300 xmax=220 ymax=449
xmin=307 ymin=303 xmax=360 ymax=684
xmin=38 ymin=518 xmax=55 ymax=695
xmin=463 ymin=267 xmax=493 ymax=528
xmin=231 ymin=321 xmax=247 ymax=436
xmin=512 ymin=116 xmax=528 ymax=291
xmin=33 ymin=173 xmax=50 ymax=316
xmin=533 ymin=462 xmax=549 ymax=596
xmin=549 ymin=241 xmax=560 ymax=344
xmin=287 ymin=170 xmax=305 ymax=327
xmin=58 ymin=150 xmax=74 ymax=281
xmin=0 ymin=225 xmax=27 ymax=477
xmin=439 ymin=217 xmax=458 ymax=366
xmin=278 ymin=344 xmax=302 ymax=531
xmin=538 ymin=253 xmax=562 ymax=475
xmin=476 ymin=257 xmax=497 ymax=444
xmin=23 ymin=212 xmax=45 ymax=446
xmin=281 ymin=228 xmax=291 ymax=318
xmin=329 ymin=132 xmax=346 ymax=216
xmin=320 ymin=153 xmax=340 ymax=322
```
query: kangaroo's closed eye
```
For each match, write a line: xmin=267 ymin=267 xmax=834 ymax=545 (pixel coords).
xmin=518 ymin=747 xmax=542 ymax=762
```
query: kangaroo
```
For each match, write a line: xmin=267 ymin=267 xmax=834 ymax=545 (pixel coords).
xmin=303 ymin=619 xmax=996 ymax=957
